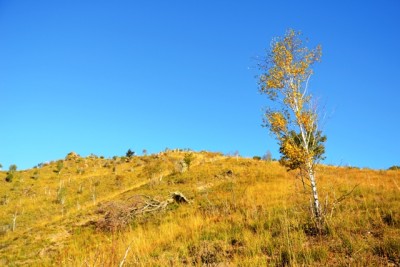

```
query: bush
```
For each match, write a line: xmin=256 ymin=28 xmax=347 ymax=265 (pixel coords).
xmin=262 ymin=151 xmax=272 ymax=162
xmin=55 ymin=160 xmax=63 ymax=174
xmin=374 ymin=237 xmax=400 ymax=264
xmin=388 ymin=165 xmax=400 ymax=170
xmin=5 ymin=173 xmax=13 ymax=182
xmin=184 ymin=153 xmax=194 ymax=170
xmin=126 ymin=149 xmax=135 ymax=158
xmin=9 ymin=164 xmax=17 ymax=172
xmin=253 ymin=156 xmax=261 ymax=160
xmin=31 ymin=170 xmax=40 ymax=180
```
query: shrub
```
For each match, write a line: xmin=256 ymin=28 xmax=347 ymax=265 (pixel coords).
xmin=184 ymin=153 xmax=194 ymax=170
xmin=5 ymin=173 xmax=13 ymax=183
xmin=31 ymin=170 xmax=40 ymax=180
xmin=126 ymin=149 xmax=135 ymax=158
xmin=9 ymin=164 xmax=17 ymax=172
xmin=388 ymin=165 xmax=400 ymax=170
xmin=262 ymin=151 xmax=272 ymax=162
xmin=55 ymin=160 xmax=64 ymax=174
xmin=374 ymin=237 xmax=400 ymax=264
xmin=175 ymin=160 xmax=188 ymax=173
xmin=56 ymin=187 xmax=67 ymax=205
xmin=115 ymin=175 xmax=124 ymax=187
xmin=253 ymin=156 xmax=261 ymax=160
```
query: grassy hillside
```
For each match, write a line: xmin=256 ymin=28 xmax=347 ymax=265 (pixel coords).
xmin=0 ymin=151 xmax=399 ymax=266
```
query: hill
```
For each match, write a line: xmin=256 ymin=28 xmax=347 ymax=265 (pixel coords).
xmin=0 ymin=150 xmax=399 ymax=266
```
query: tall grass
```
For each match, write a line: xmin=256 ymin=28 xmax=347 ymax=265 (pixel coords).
xmin=0 ymin=152 xmax=399 ymax=266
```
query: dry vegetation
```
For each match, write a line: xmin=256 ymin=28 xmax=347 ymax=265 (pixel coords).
xmin=0 ymin=150 xmax=399 ymax=266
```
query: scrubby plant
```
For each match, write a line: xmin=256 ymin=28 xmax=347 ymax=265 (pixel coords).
xmin=31 ymin=170 xmax=40 ymax=180
xmin=5 ymin=173 xmax=13 ymax=182
xmin=56 ymin=187 xmax=67 ymax=205
xmin=0 ymin=194 xmax=9 ymax=205
xmin=184 ymin=153 xmax=194 ymax=170
xmin=77 ymin=184 xmax=83 ymax=194
xmin=262 ymin=150 xmax=273 ymax=162
xmin=5 ymin=164 xmax=17 ymax=182
xmin=115 ymin=175 xmax=124 ymax=187
xmin=76 ymin=167 xmax=84 ymax=175
xmin=388 ymin=165 xmax=400 ymax=170
xmin=9 ymin=164 xmax=17 ymax=172
xmin=126 ymin=149 xmax=135 ymax=158
xmin=175 ymin=160 xmax=188 ymax=173
xmin=55 ymin=160 xmax=64 ymax=174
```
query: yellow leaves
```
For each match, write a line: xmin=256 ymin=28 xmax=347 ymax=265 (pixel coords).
xmin=299 ymin=112 xmax=314 ymax=132
xmin=266 ymin=67 xmax=284 ymax=89
xmin=267 ymin=112 xmax=287 ymax=135
xmin=272 ymin=42 xmax=293 ymax=70
xmin=282 ymin=138 xmax=303 ymax=161
xmin=280 ymin=137 xmax=307 ymax=170
xmin=259 ymin=29 xmax=326 ymax=173
xmin=262 ymin=29 xmax=321 ymax=93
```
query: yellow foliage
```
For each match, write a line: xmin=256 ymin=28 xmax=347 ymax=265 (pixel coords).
xmin=267 ymin=112 xmax=287 ymax=134
xmin=281 ymin=138 xmax=304 ymax=162
xmin=299 ymin=112 xmax=314 ymax=131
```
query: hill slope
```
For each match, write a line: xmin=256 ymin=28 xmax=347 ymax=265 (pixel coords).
xmin=0 ymin=151 xmax=399 ymax=266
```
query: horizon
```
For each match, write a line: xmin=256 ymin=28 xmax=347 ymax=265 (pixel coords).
xmin=1 ymin=1 xmax=399 ymax=170
xmin=0 ymin=148 xmax=393 ymax=172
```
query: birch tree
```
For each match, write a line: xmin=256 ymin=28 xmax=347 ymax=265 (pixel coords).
xmin=258 ymin=29 xmax=327 ymax=226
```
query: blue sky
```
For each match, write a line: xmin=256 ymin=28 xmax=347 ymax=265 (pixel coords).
xmin=1 ymin=1 xmax=399 ymax=170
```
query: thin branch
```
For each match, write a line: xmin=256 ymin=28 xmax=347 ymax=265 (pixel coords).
xmin=335 ymin=184 xmax=360 ymax=204
xmin=328 ymin=184 xmax=360 ymax=219
xmin=302 ymin=74 xmax=311 ymax=98
xmin=119 ymin=244 xmax=131 ymax=267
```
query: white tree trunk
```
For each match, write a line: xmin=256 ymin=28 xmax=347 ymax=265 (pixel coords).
xmin=12 ymin=212 xmax=17 ymax=232
xmin=307 ymin=162 xmax=321 ymax=222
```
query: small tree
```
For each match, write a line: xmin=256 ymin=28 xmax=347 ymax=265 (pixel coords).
xmin=262 ymin=150 xmax=273 ymax=162
xmin=258 ymin=29 xmax=327 ymax=227
xmin=9 ymin=164 xmax=17 ymax=172
xmin=388 ymin=165 xmax=400 ymax=171
xmin=183 ymin=153 xmax=194 ymax=170
xmin=5 ymin=173 xmax=14 ymax=182
xmin=55 ymin=160 xmax=64 ymax=175
xmin=126 ymin=149 xmax=135 ymax=158
xmin=234 ymin=150 xmax=240 ymax=161
xmin=5 ymin=164 xmax=17 ymax=182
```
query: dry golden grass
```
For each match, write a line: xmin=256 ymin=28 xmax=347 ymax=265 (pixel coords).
xmin=0 ymin=151 xmax=399 ymax=266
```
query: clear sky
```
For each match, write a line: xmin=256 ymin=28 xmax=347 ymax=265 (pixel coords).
xmin=1 ymin=1 xmax=399 ymax=170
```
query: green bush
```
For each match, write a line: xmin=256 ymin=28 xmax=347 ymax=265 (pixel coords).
xmin=5 ymin=173 xmax=13 ymax=182
xmin=388 ymin=165 xmax=400 ymax=170
xmin=184 ymin=153 xmax=194 ymax=170
xmin=9 ymin=164 xmax=17 ymax=172
xmin=126 ymin=149 xmax=135 ymax=158
xmin=55 ymin=160 xmax=64 ymax=174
